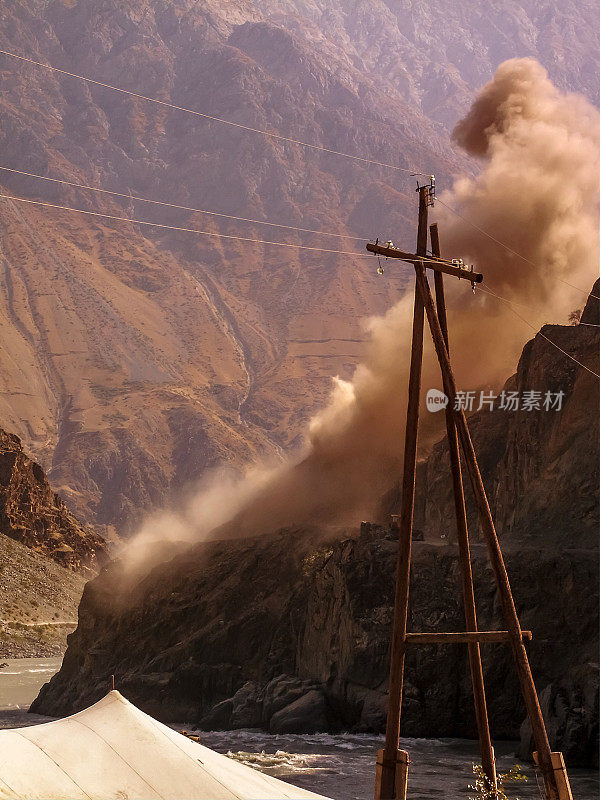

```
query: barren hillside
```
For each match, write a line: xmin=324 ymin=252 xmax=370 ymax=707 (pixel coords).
xmin=0 ymin=533 xmax=87 ymax=657
xmin=0 ymin=1 xmax=598 ymax=531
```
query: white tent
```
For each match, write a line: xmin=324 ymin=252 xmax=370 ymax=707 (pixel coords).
xmin=0 ymin=690 xmax=331 ymax=800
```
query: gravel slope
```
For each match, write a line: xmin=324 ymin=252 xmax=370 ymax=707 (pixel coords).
xmin=0 ymin=533 xmax=88 ymax=657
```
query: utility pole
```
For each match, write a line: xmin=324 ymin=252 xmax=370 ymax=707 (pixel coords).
xmin=369 ymin=189 xmax=572 ymax=800
xmin=374 ymin=186 xmax=428 ymax=800
xmin=430 ymin=221 xmax=497 ymax=793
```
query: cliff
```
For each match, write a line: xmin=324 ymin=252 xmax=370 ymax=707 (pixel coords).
xmin=30 ymin=528 xmax=598 ymax=765
xmin=32 ymin=286 xmax=599 ymax=766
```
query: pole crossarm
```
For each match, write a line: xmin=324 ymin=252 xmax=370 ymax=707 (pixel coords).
xmin=366 ymin=242 xmax=483 ymax=284
xmin=405 ymin=630 xmax=532 ymax=645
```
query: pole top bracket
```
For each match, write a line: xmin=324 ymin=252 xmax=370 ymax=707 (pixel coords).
xmin=414 ymin=174 xmax=436 ymax=206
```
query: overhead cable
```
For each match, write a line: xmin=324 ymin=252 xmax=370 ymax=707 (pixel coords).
xmin=0 ymin=49 xmax=427 ymax=177
xmin=477 ymin=285 xmax=600 ymax=380
xmin=436 ymin=197 xmax=600 ymax=302
xmin=0 ymin=164 xmax=369 ymax=242
xmin=0 ymin=191 xmax=373 ymax=257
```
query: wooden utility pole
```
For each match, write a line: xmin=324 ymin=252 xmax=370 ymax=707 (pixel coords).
xmin=375 ymin=187 xmax=428 ymax=800
xmin=370 ymin=192 xmax=572 ymax=800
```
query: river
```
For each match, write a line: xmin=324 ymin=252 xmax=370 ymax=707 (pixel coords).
xmin=0 ymin=656 xmax=63 ymax=712
xmin=0 ymin=658 xmax=597 ymax=799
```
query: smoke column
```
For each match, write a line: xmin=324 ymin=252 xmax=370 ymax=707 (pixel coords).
xmin=130 ymin=58 xmax=600 ymax=556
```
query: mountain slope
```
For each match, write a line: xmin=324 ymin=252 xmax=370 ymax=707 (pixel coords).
xmin=0 ymin=0 xmax=598 ymax=531
xmin=0 ymin=425 xmax=106 ymax=657
xmin=0 ymin=533 xmax=88 ymax=657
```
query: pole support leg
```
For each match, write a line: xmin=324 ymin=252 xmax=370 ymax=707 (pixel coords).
xmin=430 ymin=223 xmax=498 ymax=796
xmin=375 ymin=750 xmax=409 ymax=800
xmin=376 ymin=187 xmax=429 ymax=800
xmin=413 ymin=258 xmax=562 ymax=800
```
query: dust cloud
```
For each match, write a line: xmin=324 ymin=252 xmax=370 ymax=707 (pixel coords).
xmin=127 ymin=58 xmax=600 ymax=561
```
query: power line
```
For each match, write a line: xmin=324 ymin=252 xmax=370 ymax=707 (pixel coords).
xmin=0 ymin=189 xmax=451 ymax=268
xmin=0 ymin=164 xmax=368 ymax=242
xmin=4 ymin=50 xmax=596 ymax=306
xmin=0 ymin=191 xmax=375 ymax=257
xmin=6 ymin=50 xmax=596 ymax=318
xmin=4 ymin=188 xmax=595 ymax=375
xmin=5 ymin=166 xmax=597 ymax=300
xmin=477 ymin=285 xmax=600 ymax=380
xmin=482 ymin=283 xmax=587 ymax=316
xmin=436 ymin=197 xmax=600 ymax=302
xmin=0 ymin=48 xmax=427 ymax=177
xmin=474 ymin=278 xmax=598 ymax=327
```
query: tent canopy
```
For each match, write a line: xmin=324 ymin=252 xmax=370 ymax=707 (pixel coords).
xmin=0 ymin=690 xmax=331 ymax=800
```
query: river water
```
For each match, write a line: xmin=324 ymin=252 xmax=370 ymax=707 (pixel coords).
xmin=0 ymin=656 xmax=63 ymax=711
xmin=0 ymin=658 xmax=597 ymax=799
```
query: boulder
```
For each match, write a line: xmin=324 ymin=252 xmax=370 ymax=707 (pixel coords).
xmin=198 ymin=698 xmax=233 ymax=731
xmin=269 ymin=690 xmax=329 ymax=734
xmin=230 ymin=681 xmax=263 ymax=728
xmin=359 ymin=690 xmax=388 ymax=731
xmin=519 ymin=663 xmax=599 ymax=768
xmin=262 ymin=674 xmax=312 ymax=724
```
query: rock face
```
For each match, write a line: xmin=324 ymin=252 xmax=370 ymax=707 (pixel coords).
xmin=0 ymin=428 xmax=106 ymax=571
xmin=520 ymin=663 xmax=599 ymax=769
xmin=31 ymin=528 xmax=599 ymax=762
xmin=0 ymin=426 xmax=106 ymax=656
xmin=411 ymin=280 xmax=600 ymax=554
xmin=0 ymin=2 xmax=598 ymax=532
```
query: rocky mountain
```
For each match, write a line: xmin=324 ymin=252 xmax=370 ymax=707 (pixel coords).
xmin=0 ymin=427 xmax=105 ymax=570
xmin=32 ymin=287 xmax=599 ymax=766
xmin=0 ymin=425 xmax=106 ymax=656
xmin=411 ymin=279 xmax=600 ymax=551
xmin=0 ymin=1 xmax=598 ymax=533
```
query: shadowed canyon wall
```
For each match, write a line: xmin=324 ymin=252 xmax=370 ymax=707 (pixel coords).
xmin=33 ymin=290 xmax=599 ymax=766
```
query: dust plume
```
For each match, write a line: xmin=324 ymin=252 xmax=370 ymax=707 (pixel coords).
xmin=129 ymin=58 xmax=600 ymax=557
xmin=436 ymin=57 xmax=600 ymax=394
